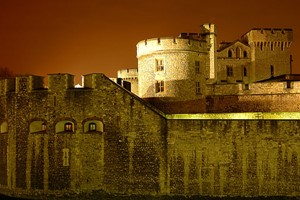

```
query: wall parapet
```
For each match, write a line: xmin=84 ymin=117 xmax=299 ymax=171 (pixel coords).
xmin=167 ymin=112 xmax=300 ymax=120
xmin=136 ymin=37 xmax=207 ymax=58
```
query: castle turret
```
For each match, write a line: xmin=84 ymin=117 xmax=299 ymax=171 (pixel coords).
xmin=200 ymin=23 xmax=217 ymax=82
xmin=241 ymin=28 xmax=293 ymax=82
xmin=136 ymin=35 xmax=208 ymax=101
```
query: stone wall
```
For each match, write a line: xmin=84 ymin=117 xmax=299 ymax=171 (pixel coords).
xmin=167 ymin=118 xmax=300 ymax=196
xmin=0 ymin=74 xmax=167 ymax=197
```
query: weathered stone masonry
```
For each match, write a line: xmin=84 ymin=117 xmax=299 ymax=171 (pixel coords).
xmin=1 ymin=74 xmax=300 ymax=198
xmin=0 ymin=74 xmax=168 ymax=197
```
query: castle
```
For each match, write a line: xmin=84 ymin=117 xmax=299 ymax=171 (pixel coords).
xmin=1 ymin=24 xmax=300 ymax=198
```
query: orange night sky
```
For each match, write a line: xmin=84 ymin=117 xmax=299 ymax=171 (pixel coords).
xmin=0 ymin=0 xmax=299 ymax=83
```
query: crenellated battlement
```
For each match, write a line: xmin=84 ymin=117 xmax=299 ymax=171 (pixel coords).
xmin=242 ymin=28 xmax=293 ymax=44
xmin=117 ymin=68 xmax=138 ymax=79
xmin=136 ymin=37 xmax=207 ymax=58
xmin=0 ymin=73 xmax=115 ymax=94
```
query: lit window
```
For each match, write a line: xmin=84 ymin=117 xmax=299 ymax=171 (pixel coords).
xmin=196 ymin=82 xmax=201 ymax=94
xmin=155 ymin=81 xmax=164 ymax=93
xmin=156 ymin=59 xmax=164 ymax=71
xmin=227 ymin=66 xmax=233 ymax=77
xmin=195 ymin=61 xmax=200 ymax=74
xmin=42 ymin=123 xmax=46 ymax=131
xmin=62 ymin=148 xmax=70 ymax=167
xmin=64 ymin=123 xmax=73 ymax=132
xmin=89 ymin=123 xmax=96 ymax=131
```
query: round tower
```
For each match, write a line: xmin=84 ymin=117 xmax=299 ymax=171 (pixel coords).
xmin=136 ymin=35 xmax=209 ymax=101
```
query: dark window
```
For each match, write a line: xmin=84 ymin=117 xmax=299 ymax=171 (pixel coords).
xmin=287 ymin=81 xmax=291 ymax=89
xmin=195 ymin=61 xmax=200 ymax=73
xmin=155 ymin=81 xmax=164 ymax=93
xmin=227 ymin=66 xmax=233 ymax=77
xmin=243 ymin=51 xmax=248 ymax=58
xmin=64 ymin=123 xmax=73 ymax=132
xmin=271 ymin=65 xmax=274 ymax=77
xmin=228 ymin=50 xmax=232 ymax=58
xmin=243 ymin=67 xmax=247 ymax=77
xmin=196 ymin=82 xmax=201 ymax=94
xmin=89 ymin=123 xmax=96 ymax=131
xmin=244 ymin=84 xmax=249 ymax=90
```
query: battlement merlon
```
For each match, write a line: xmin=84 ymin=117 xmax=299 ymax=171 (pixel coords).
xmin=136 ymin=37 xmax=207 ymax=58
xmin=241 ymin=28 xmax=293 ymax=43
xmin=48 ymin=73 xmax=74 ymax=91
xmin=117 ymin=68 xmax=138 ymax=79
xmin=0 ymin=78 xmax=15 ymax=95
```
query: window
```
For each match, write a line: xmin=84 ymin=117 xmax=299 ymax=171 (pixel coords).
xmin=155 ymin=81 xmax=164 ymax=93
xmin=62 ymin=148 xmax=70 ymax=167
xmin=243 ymin=67 xmax=247 ymax=77
xmin=195 ymin=61 xmax=200 ymax=74
xmin=227 ymin=66 xmax=233 ymax=77
xmin=89 ymin=123 xmax=96 ymax=131
xmin=287 ymin=81 xmax=291 ymax=89
xmin=64 ymin=123 xmax=73 ymax=132
xmin=228 ymin=50 xmax=232 ymax=58
xmin=270 ymin=65 xmax=274 ymax=77
xmin=196 ymin=82 xmax=201 ymax=94
xmin=156 ymin=59 xmax=164 ymax=71
xmin=243 ymin=51 xmax=248 ymax=58
xmin=244 ymin=84 xmax=249 ymax=90
xmin=42 ymin=123 xmax=46 ymax=131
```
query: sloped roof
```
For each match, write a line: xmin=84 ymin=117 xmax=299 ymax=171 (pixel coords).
xmin=217 ymin=40 xmax=250 ymax=52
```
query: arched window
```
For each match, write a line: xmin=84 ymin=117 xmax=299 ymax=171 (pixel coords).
xmin=236 ymin=47 xmax=241 ymax=58
xmin=55 ymin=120 xmax=75 ymax=133
xmin=271 ymin=65 xmax=274 ymax=77
xmin=83 ymin=119 xmax=103 ymax=133
xmin=228 ymin=50 xmax=233 ymax=58
xmin=30 ymin=121 xmax=46 ymax=134
xmin=243 ymin=51 xmax=248 ymax=58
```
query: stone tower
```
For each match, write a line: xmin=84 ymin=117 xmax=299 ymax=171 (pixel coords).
xmin=200 ymin=23 xmax=217 ymax=82
xmin=241 ymin=28 xmax=293 ymax=82
xmin=136 ymin=27 xmax=213 ymax=101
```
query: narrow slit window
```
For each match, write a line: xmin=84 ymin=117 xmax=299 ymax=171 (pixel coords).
xmin=243 ymin=67 xmax=247 ymax=77
xmin=195 ymin=61 xmax=200 ymax=74
xmin=196 ymin=82 xmax=201 ymax=94
xmin=62 ymin=148 xmax=70 ymax=167
xmin=270 ymin=65 xmax=274 ymax=77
